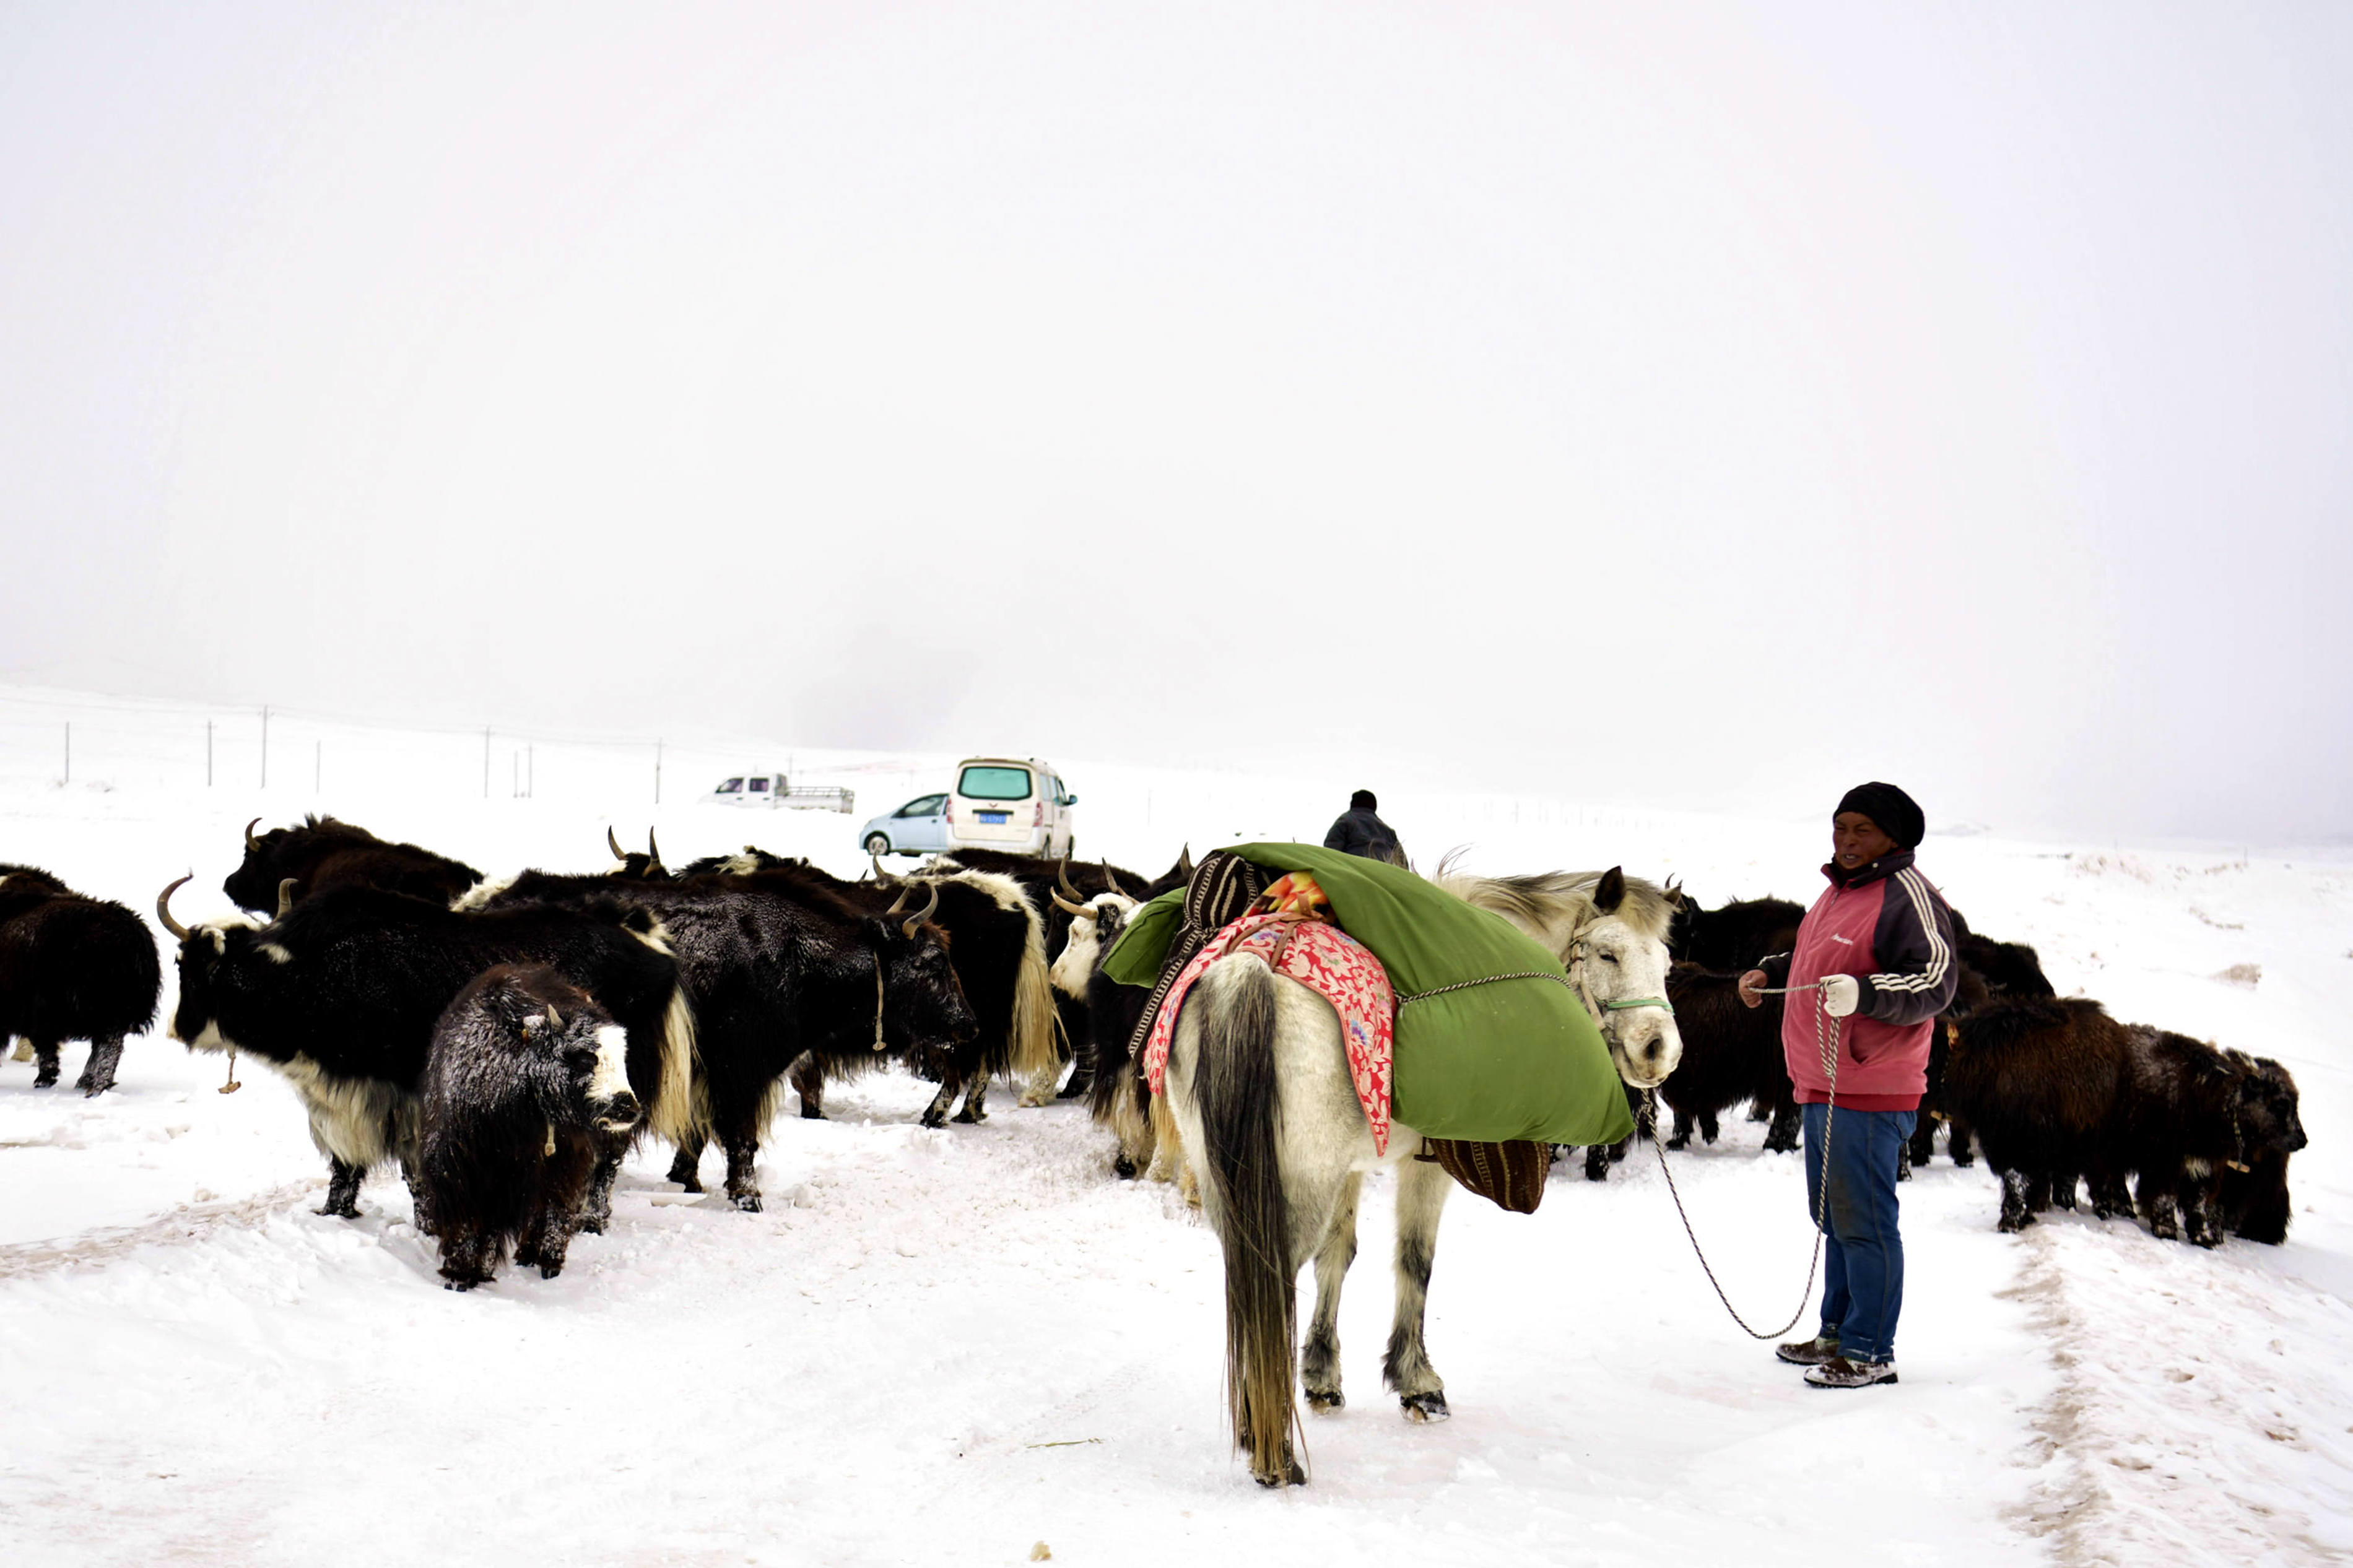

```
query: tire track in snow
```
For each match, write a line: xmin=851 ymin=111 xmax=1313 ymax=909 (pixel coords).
xmin=2001 ymin=1218 xmax=2353 ymax=1566
xmin=0 ymin=1179 xmax=324 ymax=1280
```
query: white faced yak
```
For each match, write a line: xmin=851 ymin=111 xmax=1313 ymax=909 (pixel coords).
xmin=224 ymin=816 xmax=483 ymax=914
xmin=459 ymin=864 xmax=977 ymax=1212
xmin=419 ymin=964 xmax=645 ymax=1289
xmin=0 ymin=865 xmax=160 ymax=1095
xmin=159 ymin=878 xmax=692 ymax=1222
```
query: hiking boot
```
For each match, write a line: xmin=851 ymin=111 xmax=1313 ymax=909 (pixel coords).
xmin=1774 ymin=1333 xmax=1841 ymax=1366
xmin=1805 ymin=1356 xmax=1899 ymax=1389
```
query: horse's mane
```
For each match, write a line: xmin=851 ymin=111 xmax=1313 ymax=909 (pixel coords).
xmin=1430 ymin=849 xmax=1680 ymax=944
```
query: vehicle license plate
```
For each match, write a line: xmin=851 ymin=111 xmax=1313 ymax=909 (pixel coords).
xmin=979 ymin=812 xmax=1009 ymax=825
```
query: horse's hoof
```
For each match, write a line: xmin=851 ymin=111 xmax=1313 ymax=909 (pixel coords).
xmin=1400 ymin=1392 xmax=1450 ymax=1423
xmin=1252 ymin=1459 xmax=1307 ymax=1488
xmin=1952 ymin=1154 xmax=1975 ymax=1168
xmin=799 ymin=1105 xmax=825 ymax=1121
xmin=540 ymin=1262 xmax=564 ymax=1278
xmin=952 ymin=1108 xmax=985 ymax=1125
xmin=32 ymin=1071 xmax=58 ymax=1089
xmin=731 ymin=1193 xmax=763 ymax=1213
xmin=1112 ymin=1156 xmax=1137 ymax=1180
xmin=575 ymin=1216 xmax=606 ymax=1236
xmin=1306 ymin=1390 xmax=1344 ymax=1413
xmin=920 ymin=1112 xmax=947 ymax=1130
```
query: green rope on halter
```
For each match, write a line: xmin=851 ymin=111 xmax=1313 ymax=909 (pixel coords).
xmin=1603 ymin=996 xmax=1673 ymax=1013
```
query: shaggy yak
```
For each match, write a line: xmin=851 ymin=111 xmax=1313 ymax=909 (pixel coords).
xmin=2211 ymin=1051 xmax=2307 ymax=1244
xmin=1943 ymin=996 xmax=2308 ymax=1245
xmin=2120 ymin=1029 xmax=2310 ymax=1247
xmin=419 ymin=964 xmax=645 ymax=1288
xmin=1941 ymin=997 xmax=2134 ymax=1231
xmin=1655 ymin=963 xmax=1799 ymax=1154
xmin=0 ymin=865 xmax=160 ymax=1095
xmin=225 ymin=815 xmax=483 ymax=913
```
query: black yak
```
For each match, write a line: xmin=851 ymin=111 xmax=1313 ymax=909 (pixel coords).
xmin=419 ymin=965 xmax=644 ymax=1289
xmin=224 ymin=815 xmax=482 ymax=914
xmin=461 ymin=865 xmax=977 ymax=1211
xmin=1941 ymin=996 xmax=2134 ymax=1232
xmin=1656 ymin=963 xmax=1799 ymax=1154
xmin=2211 ymin=1052 xmax=2307 ymax=1244
xmin=160 ymin=878 xmax=692 ymax=1221
xmin=0 ymin=865 xmax=160 ymax=1095
xmin=1668 ymin=894 xmax=1804 ymax=975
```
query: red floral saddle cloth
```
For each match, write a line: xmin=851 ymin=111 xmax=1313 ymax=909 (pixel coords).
xmin=1143 ymin=873 xmax=1399 ymax=1154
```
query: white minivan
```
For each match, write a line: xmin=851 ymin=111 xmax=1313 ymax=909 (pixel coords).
xmin=945 ymin=758 xmax=1076 ymax=858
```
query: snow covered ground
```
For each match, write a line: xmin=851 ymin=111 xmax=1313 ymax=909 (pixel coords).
xmin=1 ymin=687 xmax=2347 ymax=1566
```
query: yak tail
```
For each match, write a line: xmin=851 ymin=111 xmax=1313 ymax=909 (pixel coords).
xmin=1187 ymin=955 xmax=1302 ymax=1486
xmin=1008 ymin=918 xmax=1061 ymax=1087
xmin=647 ymin=984 xmax=702 ymax=1149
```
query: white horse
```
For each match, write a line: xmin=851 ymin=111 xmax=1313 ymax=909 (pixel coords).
xmin=1162 ymin=864 xmax=1682 ymax=1486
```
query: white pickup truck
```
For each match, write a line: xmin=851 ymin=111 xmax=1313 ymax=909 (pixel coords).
xmin=706 ymin=771 xmax=856 ymax=814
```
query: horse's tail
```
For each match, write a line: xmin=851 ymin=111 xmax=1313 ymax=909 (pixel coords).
xmin=1187 ymin=954 xmax=1302 ymax=1486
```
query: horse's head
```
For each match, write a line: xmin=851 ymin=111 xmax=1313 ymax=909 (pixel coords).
xmin=1567 ymin=866 xmax=1683 ymax=1089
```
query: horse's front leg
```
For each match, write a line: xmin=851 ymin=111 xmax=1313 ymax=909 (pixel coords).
xmin=1384 ymin=1152 xmax=1452 ymax=1422
xmin=1301 ymin=1170 xmax=1362 ymax=1413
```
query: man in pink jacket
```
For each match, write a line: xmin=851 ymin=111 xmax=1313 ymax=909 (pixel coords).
xmin=1739 ymin=782 xmax=1957 ymax=1389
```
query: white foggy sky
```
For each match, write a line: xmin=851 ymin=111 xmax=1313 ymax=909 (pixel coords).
xmin=2 ymin=2 xmax=2347 ymax=841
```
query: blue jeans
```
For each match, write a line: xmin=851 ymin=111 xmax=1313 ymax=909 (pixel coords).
xmin=1802 ymin=1102 xmax=1916 ymax=1364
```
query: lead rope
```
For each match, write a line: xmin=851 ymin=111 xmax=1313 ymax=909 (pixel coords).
xmin=1645 ymin=981 xmax=1836 ymax=1341
xmin=219 ymin=1046 xmax=241 ymax=1094
xmin=871 ymin=954 xmax=887 ymax=1050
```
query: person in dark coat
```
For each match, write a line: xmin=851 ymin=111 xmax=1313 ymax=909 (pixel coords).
xmin=1323 ymin=790 xmax=1403 ymax=863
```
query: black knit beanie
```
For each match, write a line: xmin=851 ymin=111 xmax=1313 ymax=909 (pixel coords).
xmin=1350 ymin=789 xmax=1378 ymax=812
xmin=1836 ymin=782 xmax=1924 ymax=849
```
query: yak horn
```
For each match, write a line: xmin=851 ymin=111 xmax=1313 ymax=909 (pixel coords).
xmin=1051 ymin=890 xmax=1092 ymax=918
xmin=1100 ymin=859 xmax=1127 ymax=898
xmin=608 ymin=826 xmax=627 ymax=860
xmin=871 ymin=851 xmax=901 ymax=888
xmin=276 ymin=879 xmax=298 ymax=919
xmin=646 ymin=828 xmax=661 ymax=868
xmin=544 ymin=1003 xmax=562 ymax=1029
xmin=1176 ymin=844 xmax=1194 ymax=878
xmin=899 ymin=881 xmax=940 ymax=938
xmin=244 ymin=817 xmax=263 ymax=852
xmin=886 ymin=883 xmax=913 ymax=915
xmin=155 ymin=874 xmax=193 ymax=941
xmin=1056 ymin=857 xmax=1084 ymax=900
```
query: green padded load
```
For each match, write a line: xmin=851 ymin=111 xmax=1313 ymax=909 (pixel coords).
xmin=1102 ymin=842 xmax=1633 ymax=1146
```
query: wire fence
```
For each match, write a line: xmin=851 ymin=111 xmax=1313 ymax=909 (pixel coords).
xmin=0 ymin=686 xmax=933 ymax=813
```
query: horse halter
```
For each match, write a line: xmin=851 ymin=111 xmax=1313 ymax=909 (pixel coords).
xmin=1566 ymin=913 xmax=1674 ymax=1030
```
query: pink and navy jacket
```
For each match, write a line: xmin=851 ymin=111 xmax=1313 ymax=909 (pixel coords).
xmin=1756 ymin=849 xmax=1957 ymax=1111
